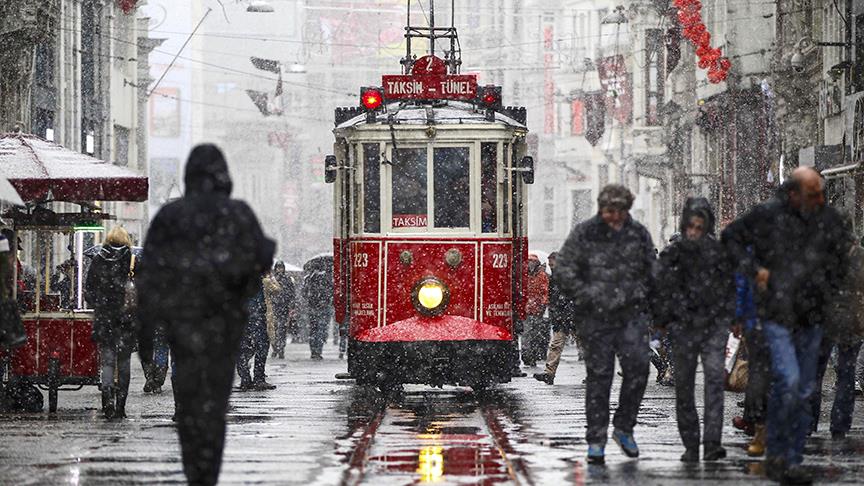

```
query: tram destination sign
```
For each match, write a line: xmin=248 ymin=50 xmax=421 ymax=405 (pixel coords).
xmin=382 ymin=74 xmax=477 ymax=101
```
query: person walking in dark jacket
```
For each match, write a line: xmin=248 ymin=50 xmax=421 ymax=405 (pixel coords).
xmin=268 ymin=261 xmax=296 ymax=359
xmin=656 ymin=198 xmax=734 ymax=462
xmin=136 ymin=144 xmax=275 ymax=486
xmin=85 ymin=226 xmax=136 ymax=419
xmin=734 ymin=268 xmax=771 ymax=457
xmin=534 ymin=252 xmax=577 ymax=384
xmin=303 ymin=262 xmax=332 ymax=360
xmin=237 ymin=279 xmax=276 ymax=390
xmin=722 ymin=167 xmax=851 ymax=484
xmin=554 ymin=184 xmax=655 ymax=465
xmin=809 ymin=242 xmax=864 ymax=440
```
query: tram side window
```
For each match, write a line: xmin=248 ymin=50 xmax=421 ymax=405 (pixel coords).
xmin=502 ymin=143 xmax=510 ymax=234
xmin=433 ymin=147 xmax=470 ymax=229
xmin=481 ymin=143 xmax=497 ymax=233
xmin=362 ymin=144 xmax=380 ymax=233
xmin=392 ymin=148 xmax=428 ymax=228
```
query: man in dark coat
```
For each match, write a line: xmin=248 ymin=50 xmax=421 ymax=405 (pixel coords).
xmin=269 ymin=261 xmax=296 ymax=358
xmin=136 ymin=144 xmax=275 ymax=486
xmin=656 ymin=197 xmax=735 ymax=462
xmin=236 ymin=280 xmax=276 ymax=390
xmin=722 ymin=167 xmax=851 ymax=484
xmin=302 ymin=261 xmax=332 ymax=360
xmin=554 ymin=184 xmax=655 ymax=465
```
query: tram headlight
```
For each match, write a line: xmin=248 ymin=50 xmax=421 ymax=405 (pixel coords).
xmin=412 ymin=278 xmax=450 ymax=316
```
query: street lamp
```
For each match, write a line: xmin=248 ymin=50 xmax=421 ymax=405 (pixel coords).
xmin=246 ymin=1 xmax=274 ymax=13
xmin=601 ymin=5 xmax=628 ymax=183
xmin=601 ymin=5 xmax=628 ymax=25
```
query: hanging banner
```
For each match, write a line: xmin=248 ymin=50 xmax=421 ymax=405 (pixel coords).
xmin=597 ymin=55 xmax=632 ymax=125
xmin=117 ymin=0 xmax=139 ymax=14
xmin=583 ymin=92 xmax=606 ymax=146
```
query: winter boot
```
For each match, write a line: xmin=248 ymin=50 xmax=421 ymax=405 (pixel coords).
xmin=101 ymin=387 xmax=115 ymax=419
xmin=703 ymin=443 xmax=727 ymax=461
xmin=747 ymin=425 xmax=766 ymax=457
xmin=115 ymin=390 xmax=128 ymax=419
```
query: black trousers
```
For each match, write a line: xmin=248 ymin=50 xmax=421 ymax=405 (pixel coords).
xmin=743 ymin=325 xmax=770 ymax=425
xmin=172 ymin=347 xmax=236 ymax=486
xmin=671 ymin=325 xmax=727 ymax=448
xmin=582 ymin=316 xmax=650 ymax=445
xmin=237 ymin=320 xmax=269 ymax=384
xmin=308 ymin=309 xmax=330 ymax=357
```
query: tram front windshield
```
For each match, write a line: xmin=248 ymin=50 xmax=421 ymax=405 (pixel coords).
xmin=392 ymin=148 xmax=428 ymax=228
xmin=390 ymin=146 xmax=470 ymax=231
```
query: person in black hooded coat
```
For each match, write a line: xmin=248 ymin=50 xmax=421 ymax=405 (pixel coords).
xmin=85 ymin=225 xmax=136 ymax=419
xmin=136 ymin=144 xmax=275 ymax=486
xmin=656 ymin=197 xmax=735 ymax=463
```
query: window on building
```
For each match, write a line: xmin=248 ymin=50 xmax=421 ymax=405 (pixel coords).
xmin=34 ymin=43 xmax=54 ymax=88
xmin=543 ymin=203 xmax=555 ymax=233
xmin=544 ymin=185 xmax=554 ymax=201
xmin=598 ymin=164 xmax=609 ymax=188
xmin=433 ymin=147 xmax=470 ymax=229
xmin=481 ymin=143 xmax=498 ymax=233
xmin=114 ymin=125 xmax=130 ymax=166
xmin=392 ymin=148 xmax=428 ymax=228
xmin=572 ymin=189 xmax=592 ymax=227
xmin=645 ymin=29 xmax=665 ymax=126
xmin=854 ymin=13 xmax=863 ymax=93
xmin=363 ymin=144 xmax=380 ymax=233
xmin=150 ymin=88 xmax=181 ymax=138
xmin=571 ymin=99 xmax=584 ymax=135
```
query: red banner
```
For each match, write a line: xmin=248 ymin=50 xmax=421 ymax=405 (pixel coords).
xmin=597 ymin=55 xmax=633 ymax=125
xmin=117 ymin=0 xmax=138 ymax=14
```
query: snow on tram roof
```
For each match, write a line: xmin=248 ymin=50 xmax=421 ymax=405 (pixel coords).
xmin=335 ymin=101 xmax=526 ymax=130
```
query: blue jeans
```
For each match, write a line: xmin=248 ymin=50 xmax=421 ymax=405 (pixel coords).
xmin=811 ymin=340 xmax=863 ymax=434
xmin=763 ymin=322 xmax=823 ymax=465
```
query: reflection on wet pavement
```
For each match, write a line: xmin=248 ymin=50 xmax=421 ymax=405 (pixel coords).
xmin=356 ymin=390 xmax=515 ymax=484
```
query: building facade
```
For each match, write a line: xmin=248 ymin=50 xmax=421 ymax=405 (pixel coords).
xmin=0 ymin=0 xmax=152 ymax=239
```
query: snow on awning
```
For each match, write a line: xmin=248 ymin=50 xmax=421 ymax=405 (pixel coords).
xmin=0 ymin=133 xmax=148 ymax=202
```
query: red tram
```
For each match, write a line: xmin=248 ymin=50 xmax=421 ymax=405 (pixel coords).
xmin=326 ymin=10 xmax=533 ymax=390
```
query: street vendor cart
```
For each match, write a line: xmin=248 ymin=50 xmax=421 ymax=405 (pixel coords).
xmin=0 ymin=133 xmax=148 ymax=412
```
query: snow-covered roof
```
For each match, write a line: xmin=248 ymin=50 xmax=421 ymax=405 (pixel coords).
xmin=335 ymin=101 xmax=526 ymax=130
xmin=0 ymin=133 xmax=148 ymax=202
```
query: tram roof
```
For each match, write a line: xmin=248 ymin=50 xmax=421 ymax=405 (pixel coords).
xmin=334 ymin=101 xmax=526 ymax=131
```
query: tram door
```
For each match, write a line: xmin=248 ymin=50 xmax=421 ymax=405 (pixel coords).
xmin=333 ymin=138 xmax=352 ymax=327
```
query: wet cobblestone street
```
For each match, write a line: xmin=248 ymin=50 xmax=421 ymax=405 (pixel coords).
xmin=1 ymin=342 xmax=863 ymax=485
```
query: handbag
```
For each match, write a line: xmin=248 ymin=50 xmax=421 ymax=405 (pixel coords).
xmin=725 ymin=335 xmax=749 ymax=392
xmin=123 ymin=254 xmax=137 ymax=313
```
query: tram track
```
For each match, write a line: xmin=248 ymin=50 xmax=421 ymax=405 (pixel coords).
xmin=339 ymin=388 xmax=534 ymax=486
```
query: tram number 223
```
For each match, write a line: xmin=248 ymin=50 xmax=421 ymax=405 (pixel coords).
xmin=491 ymin=254 xmax=509 ymax=269
xmin=353 ymin=253 xmax=369 ymax=268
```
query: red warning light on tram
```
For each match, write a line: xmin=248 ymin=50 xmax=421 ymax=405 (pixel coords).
xmin=360 ymin=87 xmax=384 ymax=110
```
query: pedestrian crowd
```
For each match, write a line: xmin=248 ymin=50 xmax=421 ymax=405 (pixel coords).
xmin=521 ymin=168 xmax=863 ymax=485
xmin=2 ymin=142 xmax=862 ymax=486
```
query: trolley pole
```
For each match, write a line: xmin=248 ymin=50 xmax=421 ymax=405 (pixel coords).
xmin=429 ymin=0 xmax=435 ymax=56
